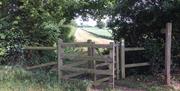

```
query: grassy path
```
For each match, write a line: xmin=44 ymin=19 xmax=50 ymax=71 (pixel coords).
xmin=75 ymin=28 xmax=113 ymax=44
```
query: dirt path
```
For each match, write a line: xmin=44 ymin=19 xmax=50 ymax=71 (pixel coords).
xmin=75 ymin=28 xmax=113 ymax=44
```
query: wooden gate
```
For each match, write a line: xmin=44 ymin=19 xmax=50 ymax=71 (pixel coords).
xmin=57 ymin=39 xmax=119 ymax=88
xmin=23 ymin=39 xmax=120 ymax=88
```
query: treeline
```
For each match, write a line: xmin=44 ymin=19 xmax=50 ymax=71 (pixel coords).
xmin=0 ymin=0 xmax=114 ymax=64
xmin=1 ymin=0 xmax=180 ymax=75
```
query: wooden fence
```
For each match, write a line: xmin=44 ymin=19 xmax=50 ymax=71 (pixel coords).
xmin=23 ymin=38 xmax=150 ymax=87
xmin=23 ymin=39 xmax=120 ymax=88
xmin=120 ymin=38 xmax=150 ymax=79
xmin=57 ymin=39 xmax=119 ymax=88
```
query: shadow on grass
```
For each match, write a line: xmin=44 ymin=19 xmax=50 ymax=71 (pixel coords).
xmin=116 ymin=75 xmax=177 ymax=91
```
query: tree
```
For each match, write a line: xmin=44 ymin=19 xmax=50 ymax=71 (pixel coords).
xmin=108 ymin=0 xmax=180 ymax=73
xmin=0 ymin=0 xmax=116 ymax=64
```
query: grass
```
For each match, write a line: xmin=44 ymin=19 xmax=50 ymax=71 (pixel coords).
xmin=0 ymin=66 xmax=91 ymax=91
xmin=1 ymin=66 xmax=179 ymax=91
xmin=117 ymin=75 xmax=178 ymax=91
xmin=80 ymin=27 xmax=112 ymax=38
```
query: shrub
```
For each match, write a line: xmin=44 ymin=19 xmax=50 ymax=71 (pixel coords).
xmin=143 ymin=39 xmax=164 ymax=74
xmin=0 ymin=66 xmax=92 ymax=91
xmin=96 ymin=21 xmax=105 ymax=29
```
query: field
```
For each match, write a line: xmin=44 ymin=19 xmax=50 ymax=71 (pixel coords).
xmin=74 ymin=28 xmax=113 ymax=44
xmin=80 ymin=27 xmax=112 ymax=39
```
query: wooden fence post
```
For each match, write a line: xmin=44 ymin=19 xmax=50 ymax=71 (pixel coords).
xmin=120 ymin=38 xmax=125 ymax=79
xmin=87 ymin=39 xmax=93 ymax=79
xmin=87 ymin=40 xmax=92 ymax=56
xmin=92 ymin=42 xmax=96 ymax=83
xmin=165 ymin=23 xmax=172 ymax=85
xmin=116 ymin=42 xmax=120 ymax=80
xmin=112 ymin=42 xmax=115 ymax=88
xmin=58 ymin=39 xmax=63 ymax=81
xmin=109 ymin=42 xmax=115 ymax=88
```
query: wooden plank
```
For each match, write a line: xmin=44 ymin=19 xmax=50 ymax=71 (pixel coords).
xmin=96 ymin=63 xmax=109 ymax=67
xmin=87 ymin=40 xmax=93 ymax=71
xmin=108 ymin=42 xmax=115 ymax=88
xmin=62 ymin=42 xmax=112 ymax=48
xmin=26 ymin=62 xmax=57 ymax=70
xmin=61 ymin=66 xmax=112 ymax=75
xmin=165 ymin=23 xmax=172 ymax=85
xmin=87 ymin=40 xmax=92 ymax=56
xmin=92 ymin=42 xmax=96 ymax=82
xmin=62 ymin=72 xmax=84 ymax=79
xmin=121 ymin=39 xmax=125 ymax=79
xmin=64 ymin=61 xmax=88 ymax=67
xmin=109 ymin=42 xmax=113 ymax=70
xmin=62 ymin=54 xmax=111 ymax=62
xmin=125 ymin=62 xmax=150 ymax=68
xmin=116 ymin=42 xmax=120 ymax=80
xmin=93 ymin=77 xmax=110 ymax=86
xmin=120 ymin=38 xmax=125 ymax=79
xmin=94 ymin=44 xmax=112 ymax=48
xmin=112 ymin=42 xmax=115 ymax=88
xmin=125 ymin=47 xmax=145 ymax=51
xmin=23 ymin=47 xmax=56 ymax=50
xmin=58 ymin=39 xmax=63 ymax=81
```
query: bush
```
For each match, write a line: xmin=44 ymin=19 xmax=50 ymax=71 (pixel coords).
xmin=60 ymin=25 xmax=76 ymax=42
xmin=0 ymin=66 xmax=92 ymax=91
xmin=96 ymin=21 xmax=105 ymax=29
xmin=143 ymin=39 xmax=164 ymax=74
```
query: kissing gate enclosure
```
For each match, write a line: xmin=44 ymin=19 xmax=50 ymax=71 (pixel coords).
xmin=57 ymin=39 xmax=119 ymax=87
xmin=22 ymin=23 xmax=173 ymax=87
xmin=24 ymin=38 xmax=149 ymax=88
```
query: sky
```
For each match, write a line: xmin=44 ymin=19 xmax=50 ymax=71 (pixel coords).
xmin=75 ymin=16 xmax=108 ymax=27
xmin=75 ymin=16 xmax=97 ymax=26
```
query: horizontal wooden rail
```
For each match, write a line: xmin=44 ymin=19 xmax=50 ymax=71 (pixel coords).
xmin=23 ymin=47 xmax=56 ymax=50
xmin=63 ymin=54 xmax=111 ymax=62
xmin=26 ymin=62 xmax=57 ymax=70
xmin=64 ymin=61 xmax=88 ymax=67
xmin=62 ymin=43 xmax=113 ymax=48
xmin=125 ymin=47 xmax=145 ymax=51
xmin=61 ymin=66 xmax=112 ymax=75
xmin=96 ymin=63 xmax=109 ymax=67
xmin=125 ymin=62 xmax=150 ymax=68
xmin=93 ymin=77 xmax=110 ymax=86
xmin=94 ymin=44 xmax=113 ymax=48
xmin=62 ymin=72 xmax=84 ymax=79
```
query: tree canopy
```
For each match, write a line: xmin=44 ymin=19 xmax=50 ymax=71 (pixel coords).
xmin=0 ymin=0 xmax=116 ymax=63
xmin=108 ymin=0 xmax=180 ymax=72
xmin=109 ymin=0 xmax=180 ymax=46
xmin=1 ymin=0 xmax=180 ymax=73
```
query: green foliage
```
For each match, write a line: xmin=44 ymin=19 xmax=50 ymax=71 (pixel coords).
xmin=60 ymin=25 xmax=76 ymax=42
xmin=108 ymin=0 xmax=180 ymax=73
xmin=143 ymin=39 xmax=164 ymax=74
xmin=96 ymin=20 xmax=105 ymax=29
xmin=0 ymin=0 xmax=80 ymax=64
xmin=0 ymin=0 xmax=116 ymax=65
xmin=0 ymin=66 xmax=91 ymax=91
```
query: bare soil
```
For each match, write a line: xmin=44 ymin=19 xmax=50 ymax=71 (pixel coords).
xmin=75 ymin=28 xmax=113 ymax=44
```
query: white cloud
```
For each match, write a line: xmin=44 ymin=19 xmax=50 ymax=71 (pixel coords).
xmin=75 ymin=16 xmax=97 ymax=26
